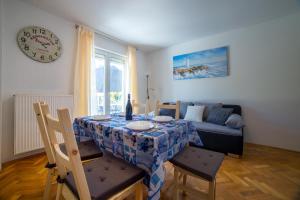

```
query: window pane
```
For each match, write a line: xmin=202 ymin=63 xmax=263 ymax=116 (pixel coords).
xmin=109 ymin=59 xmax=124 ymax=114
xmin=94 ymin=56 xmax=105 ymax=115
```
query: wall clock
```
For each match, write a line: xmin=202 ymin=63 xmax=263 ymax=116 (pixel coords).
xmin=17 ymin=26 xmax=62 ymax=63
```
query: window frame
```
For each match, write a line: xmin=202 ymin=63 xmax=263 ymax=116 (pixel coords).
xmin=92 ymin=47 xmax=128 ymax=115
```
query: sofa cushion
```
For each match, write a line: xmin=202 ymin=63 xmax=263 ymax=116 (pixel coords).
xmin=170 ymin=147 xmax=224 ymax=181
xmin=223 ymin=105 xmax=242 ymax=115
xmin=194 ymin=102 xmax=222 ymax=121
xmin=65 ymin=152 xmax=145 ymax=200
xmin=179 ymin=101 xmax=194 ymax=119
xmin=225 ymin=114 xmax=245 ymax=129
xmin=191 ymin=121 xmax=242 ymax=136
xmin=206 ymin=107 xmax=233 ymax=125
xmin=60 ymin=140 xmax=103 ymax=161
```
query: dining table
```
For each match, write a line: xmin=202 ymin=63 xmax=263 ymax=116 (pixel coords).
xmin=73 ymin=114 xmax=202 ymax=200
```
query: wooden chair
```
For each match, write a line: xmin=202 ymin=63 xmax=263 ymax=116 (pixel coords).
xmin=170 ymin=146 xmax=224 ymax=200
xmin=155 ymin=100 xmax=180 ymax=120
xmin=40 ymin=105 xmax=145 ymax=200
xmin=33 ymin=102 xmax=56 ymax=200
xmin=33 ymin=102 xmax=103 ymax=200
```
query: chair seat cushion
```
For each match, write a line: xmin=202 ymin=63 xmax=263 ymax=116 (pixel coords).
xmin=191 ymin=121 xmax=242 ymax=136
xmin=170 ymin=147 xmax=224 ymax=181
xmin=65 ymin=152 xmax=145 ymax=200
xmin=60 ymin=140 xmax=103 ymax=161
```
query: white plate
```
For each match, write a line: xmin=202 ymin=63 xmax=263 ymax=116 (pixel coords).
xmin=91 ymin=115 xmax=112 ymax=121
xmin=153 ymin=116 xmax=173 ymax=122
xmin=126 ymin=121 xmax=154 ymax=131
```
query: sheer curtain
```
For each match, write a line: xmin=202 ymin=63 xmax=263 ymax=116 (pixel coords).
xmin=73 ymin=26 xmax=94 ymax=117
xmin=128 ymin=46 xmax=139 ymax=113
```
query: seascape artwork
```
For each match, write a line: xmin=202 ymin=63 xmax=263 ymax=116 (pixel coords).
xmin=173 ymin=46 xmax=228 ymax=80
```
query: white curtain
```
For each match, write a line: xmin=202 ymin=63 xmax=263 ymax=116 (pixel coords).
xmin=128 ymin=46 xmax=139 ymax=113
xmin=73 ymin=26 xmax=94 ymax=117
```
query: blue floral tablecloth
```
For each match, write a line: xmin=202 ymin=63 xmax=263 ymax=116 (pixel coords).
xmin=73 ymin=115 xmax=202 ymax=200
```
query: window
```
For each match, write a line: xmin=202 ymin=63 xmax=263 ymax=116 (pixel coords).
xmin=91 ymin=48 xmax=127 ymax=115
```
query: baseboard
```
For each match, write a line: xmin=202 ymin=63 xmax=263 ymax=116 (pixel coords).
xmin=245 ymin=143 xmax=300 ymax=153
xmin=2 ymin=149 xmax=45 ymax=167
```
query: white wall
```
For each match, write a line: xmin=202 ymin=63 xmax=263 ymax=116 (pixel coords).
xmin=146 ymin=12 xmax=300 ymax=152
xmin=1 ymin=0 xmax=76 ymax=163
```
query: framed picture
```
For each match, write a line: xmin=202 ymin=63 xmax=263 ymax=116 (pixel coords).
xmin=173 ymin=46 xmax=228 ymax=80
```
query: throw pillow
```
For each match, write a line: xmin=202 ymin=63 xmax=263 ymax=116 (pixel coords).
xmin=179 ymin=101 xmax=194 ymax=119
xmin=206 ymin=107 xmax=233 ymax=125
xmin=225 ymin=114 xmax=245 ymax=129
xmin=194 ymin=102 xmax=222 ymax=121
xmin=184 ymin=105 xmax=205 ymax=122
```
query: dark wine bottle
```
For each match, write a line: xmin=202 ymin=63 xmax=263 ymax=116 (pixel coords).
xmin=125 ymin=94 xmax=133 ymax=120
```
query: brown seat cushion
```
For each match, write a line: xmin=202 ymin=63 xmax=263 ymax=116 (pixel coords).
xmin=60 ymin=140 xmax=103 ymax=161
xmin=170 ymin=147 xmax=224 ymax=181
xmin=65 ymin=152 xmax=145 ymax=200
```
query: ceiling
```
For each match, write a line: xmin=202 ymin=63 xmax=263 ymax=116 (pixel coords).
xmin=22 ymin=0 xmax=300 ymax=52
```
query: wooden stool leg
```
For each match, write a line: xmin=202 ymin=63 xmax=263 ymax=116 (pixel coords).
xmin=174 ymin=168 xmax=180 ymax=200
xmin=208 ymin=178 xmax=216 ymax=200
xmin=135 ymin=182 xmax=143 ymax=200
xmin=183 ymin=174 xmax=187 ymax=185
xmin=182 ymin=174 xmax=187 ymax=196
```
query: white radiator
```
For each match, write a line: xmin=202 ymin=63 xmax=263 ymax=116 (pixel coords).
xmin=14 ymin=94 xmax=74 ymax=155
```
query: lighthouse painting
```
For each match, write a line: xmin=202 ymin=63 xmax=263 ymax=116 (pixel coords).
xmin=173 ymin=46 xmax=229 ymax=80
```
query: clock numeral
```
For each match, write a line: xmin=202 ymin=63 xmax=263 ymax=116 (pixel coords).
xmin=24 ymin=32 xmax=31 ymax=38
xmin=40 ymin=29 xmax=46 ymax=34
xmin=32 ymin=52 xmax=36 ymax=57
xmin=24 ymin=45 xmax=29 ymax=51
xmin=50 ymin=34 xmax=53 ymax=38
xmin=54 ymin=52 xmax=58 ymax=57
xmin=49 ymin=55 xmax=53 ymax=60
xmin=40 ymin=55 xmax=45 ymax=60
xmin=32 ymin=29 xmax=37 ymax=34
xmin=20 ymin=37 xmax=26 ymax=43
xmin=55 ymin=39 xmax=59 ymax=44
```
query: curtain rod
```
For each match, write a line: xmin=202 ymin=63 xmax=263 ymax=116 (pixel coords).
xmin=75 ymin=24 xmax=131 ymax=47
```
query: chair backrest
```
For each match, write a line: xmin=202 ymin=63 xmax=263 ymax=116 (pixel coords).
xmin=155 ymin=100 xmax=180 ymax=120
xmin=41 ymin=104 xmax=91 ymax=200
xmin=33 ymin=102 xmax=55 ymax=165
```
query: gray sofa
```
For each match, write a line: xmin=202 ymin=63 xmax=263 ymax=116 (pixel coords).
xmin=160 ymin=102 xmax=244 ymax=156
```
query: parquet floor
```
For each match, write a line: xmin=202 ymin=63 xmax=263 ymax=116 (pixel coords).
xmin=0 ymin=143 xmax=299 ymax=200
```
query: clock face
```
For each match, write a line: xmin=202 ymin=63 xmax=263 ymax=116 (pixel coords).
xmin=17 ymin=26 xmax=62 ymax=63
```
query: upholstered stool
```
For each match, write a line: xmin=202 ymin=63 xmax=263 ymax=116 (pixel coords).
xmin=170 ymin=147 xmax=224 ymax=200
xmin=60 ymin=140 xmax=103 ymax=161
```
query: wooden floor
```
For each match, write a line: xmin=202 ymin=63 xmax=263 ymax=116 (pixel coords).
xmin=0 ymin=143 xmax=299 ymax=200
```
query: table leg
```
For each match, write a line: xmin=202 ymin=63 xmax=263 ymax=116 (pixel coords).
xmin=135 ymin=182 xmax=143 ymax=200
xmin=182 ymin=174 xmax=187 ymax=196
